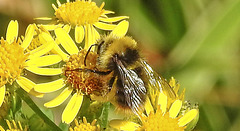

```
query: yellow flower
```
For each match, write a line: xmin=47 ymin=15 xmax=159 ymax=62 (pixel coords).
xmin=110 ymin=93 xmax=198 ymax=131
xmin=34 ymin=20 xmax=129 ymax=124
xmin=109 ymin=78 xmax=199 ymax=131
xmin=37 ymin=0 xmax=129 ymax=49
xmin=69 ymin=117 xmax=100 ymax=131
xmin=0 ymin=20 xmax=59 ymax=107
xmin=0 ymin=120 xmax=27 ymax=131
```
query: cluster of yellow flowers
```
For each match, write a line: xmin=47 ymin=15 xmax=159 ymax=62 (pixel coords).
xmin=0 ymin=0 xmax=199 ymax=130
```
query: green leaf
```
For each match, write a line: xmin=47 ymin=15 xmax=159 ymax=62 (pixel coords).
xmin=11 ymin=94 xmax=22 ymax=115
xmin=98 ymin=102 xmax=110 ymax=129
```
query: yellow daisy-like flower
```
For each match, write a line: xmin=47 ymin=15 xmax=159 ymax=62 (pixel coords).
xmin=37 ymin=0 xmax=129 ymax=49
xmin=69 ymin=117 xmax=100 ymax=131
xmin=34 ymin=19 xmax=129 ymax=124
xmin=110 ymin=92 xmax=199 ymax=131
xmin=110 ymin=77 xmax=199 ymax=131
xmin=0 ymin=20 xmax=59 ymax=107
xmin=0 ymin=120 xmax=27 ymax=131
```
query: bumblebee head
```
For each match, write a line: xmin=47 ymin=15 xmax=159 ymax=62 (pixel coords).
xmin=97 ymin=35 xmax=140 ymax=70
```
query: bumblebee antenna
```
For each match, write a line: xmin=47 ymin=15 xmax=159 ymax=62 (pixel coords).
xmin=84 ymin=44 xmax=98 ymax=66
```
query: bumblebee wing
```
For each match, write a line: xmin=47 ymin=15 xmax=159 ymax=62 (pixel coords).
xmin=140 ymin=60 xmax=176 ymax=99
xmin=114 ymin=58 xmax=147 ymax=114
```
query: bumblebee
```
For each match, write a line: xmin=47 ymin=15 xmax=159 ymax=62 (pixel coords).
xmin=71 ymin=35 xmax=176 ymax=115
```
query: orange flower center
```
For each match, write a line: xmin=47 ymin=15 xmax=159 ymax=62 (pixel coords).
xmin=64 ymin=50 xmax=110 ymax=95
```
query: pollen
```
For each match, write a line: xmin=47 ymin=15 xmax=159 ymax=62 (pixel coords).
xmin=69 ymin=117 xmax=100 ymax=131
xmin=140 ymin=106 xmax=185 ymax=131
xmin=0 ymin=38 xmax=29 ymax=87
xmin=54 ymin=0 xmax=105 ymax=26
xmin=24 ymin=36 xmax=42 ymax=53
xmin=64 ymin=50 xmax=109 ymax=95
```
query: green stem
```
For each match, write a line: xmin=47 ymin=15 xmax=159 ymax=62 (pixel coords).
xmin=100 ymin=102 xmax=110 ymax=129
xmin=16 ymin=88 xmax=62 ymax=131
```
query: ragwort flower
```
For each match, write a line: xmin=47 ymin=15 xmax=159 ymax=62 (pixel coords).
xmin=0 ymin=20 xmax=59 ymax=107
xmin=69 ymin=117 xmax=100 ymax=131
xmin=34 ymin=20 xmax=129 ymax=124
xmin=110 ymin=78 xmax=199 ymax=131
xmin=37 ymin=0 xmax=129 ymax=49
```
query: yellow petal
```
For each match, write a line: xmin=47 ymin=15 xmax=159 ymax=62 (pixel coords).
xmin=84 ymin=25 xmax=96 ymax=49
xmin=63 ymin=24 xmax=71 ymax=33
xmin=93 ymin=27 xmax=100 ymax=42
xmin=56 ymin=0 xmax=61 ymax=7
xmin=25 ymin=67 xmax=62 ymax=76
xmin=0 ymin=85 xmax=6 ymax=107
xmin=55 ymin=28 xmax=79 ymax=55
xmin=178 ymin=109 xmax=199 ymax=127
xmin=110 ymin=20 xmax=129 ymax=37
xmin=39 ymin=24 xmax=64 ymax=31
xmin=0 ymin=125 xmax=4 ymax=130
xmin=29 ymin=32 xmax=55 ymax=59
xmin=21 ymin=24 xmax=35 ymax=49
xmin=16 ymin=76 xmax=44 ymax=98
xmin=169 ymin=100 xmax=182 ymax=118
xmin=6 ymin=120 xmax=11 ymax=129
xmin=44 ymin=87 xmax=73 ymax=108
xmin=51 ymin=45 xmax=69 ymax=61
xmin=13 ymin=120 xmax=17 ymax=129
xmin=158 ymin=92 xmax=167 ymax=113
xmin=62 ymin=93 xmax=83 ymax=124
xmin=34 ymin=17 xmax=53 ymax=20
xmin=109 ymin=120 xmax=140 ymax=131
xmin=34 ymin=78 xmax=65 ymax=93
xmin=93 ymin=22 xmax=117 ymax=30
xmin=75 ymin=25 xmax=84 ymax=43
xmin=99 ymin=16 xmax=129 ymax=23
xmin=103 ymin=10 xmax=115 ymax=14
xmin=145 ymin=97 xmax=154 ymax=116
xmin=6 ymin=20 xmax=18 ymax=44
xmin=26 ymin=54 xmax=62 ymax=67
xmin=17 ymin=121 xmax=22 ymax=130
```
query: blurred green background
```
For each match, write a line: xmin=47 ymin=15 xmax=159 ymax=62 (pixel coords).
xmin=0 ymin=0 xmax=240 ymax=130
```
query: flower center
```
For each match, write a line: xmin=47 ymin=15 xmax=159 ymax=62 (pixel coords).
xmin=0 ymin=39 xmax=28 ymax=87
xmin=25 ymin=36 xmax=42 ymax=53
xmin=140 ymin=106 xmax=185 ymax=131
xmin=70 ymin=117 xmax=100 ymax=131
xmin=55 ymin=1 xmax=105 ymax=26
xmin=64 ymin=50 xmax=109 ymax=95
